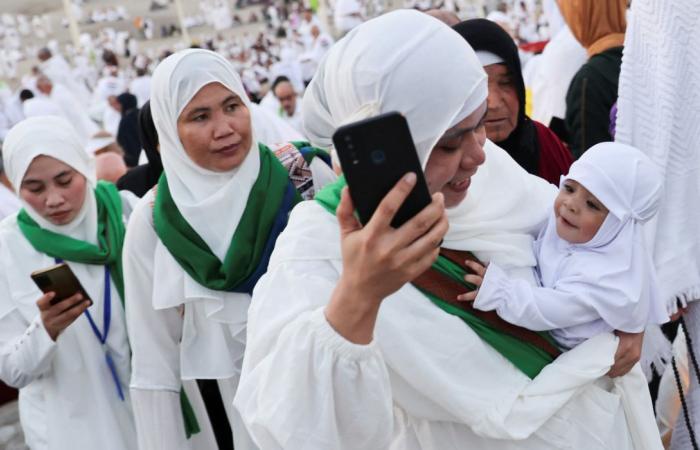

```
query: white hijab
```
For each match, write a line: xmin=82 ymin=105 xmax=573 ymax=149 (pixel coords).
xmin=302 ymin=9 xmax=487 ymax=168
xmin=2 ymin=115 xmax=97 ymax=245
xmin=303 ymin=10 xmax=555 ymax=277
xmin=149 ymin=49 xmax=262 ymax=379
xmin=150 ymin=48 xmax=260 ymax=260
xmin=536 ymin=142 xmax=668 ymax=331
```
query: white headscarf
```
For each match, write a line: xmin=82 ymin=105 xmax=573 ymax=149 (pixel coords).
xmin=302 ymin=10 xmax=555 ymax=277
xmin=149 ymin=49 xmax=262 ymax=379
xmin=150 ymin=48 xmax=260 ymax=260
xmin=2 ymin=115 xmax=97 ymax=244
xmin=536 ymin=142 xmax=668 ymax=331
xmin=302 ymin=9 xmax=487 ymax=168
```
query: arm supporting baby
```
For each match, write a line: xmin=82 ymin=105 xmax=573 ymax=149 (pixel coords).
xmin=460 ymin=260 xmax=644 ymax=377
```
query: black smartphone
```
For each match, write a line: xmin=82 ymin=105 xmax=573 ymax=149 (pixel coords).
xmin=332 ymin=112 xmax=432 ymax=228
xmin=31 ymin=263 xmax=91 ymax=305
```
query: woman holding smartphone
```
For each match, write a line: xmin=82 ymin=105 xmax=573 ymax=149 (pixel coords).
xmin=0 ymin=116 xmax=137 ymax=449
xmin=122 ymin=48 xmax=333 ymax=450
xmin=234 ymin=10 xmax=654 ymax=449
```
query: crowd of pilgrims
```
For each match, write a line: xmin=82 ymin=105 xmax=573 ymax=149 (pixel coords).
xmin=0 ymin=0 xmax=698 ymax=448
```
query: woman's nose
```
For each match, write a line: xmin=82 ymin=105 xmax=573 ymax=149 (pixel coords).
xmin=45 ymin=191 xmax=64 ymax=207
xmin=213 ymin=114 xmax=236 ymax=139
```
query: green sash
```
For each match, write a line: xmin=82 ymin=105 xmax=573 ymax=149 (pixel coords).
xmin=18 ymin=181 xmax=201 ymax=437
xmin=153 ymin=144 xmax=302 ymax=292
xmin=18 ymin=181 xmax=126 ymax=302
xmin=315 ymin=177 xmax=556 ymax=378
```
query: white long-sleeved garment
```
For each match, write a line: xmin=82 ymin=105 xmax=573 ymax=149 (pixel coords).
xmin=234 ymin=200 xmax=662 ymax=450
xmin=123 ymin=189 xmax=255 ymax=450
xmin=0 ymin=192 xmax=138 ymax=450
xmin=474 ymin=262 xmax=613 ymax=345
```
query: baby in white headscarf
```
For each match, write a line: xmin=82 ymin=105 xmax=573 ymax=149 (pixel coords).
xmin=465 ymin=142 xmax=669 ymax=349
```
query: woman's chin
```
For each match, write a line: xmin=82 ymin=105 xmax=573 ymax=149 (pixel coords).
xmin=443 ymin=188 xmax=468 ymax=208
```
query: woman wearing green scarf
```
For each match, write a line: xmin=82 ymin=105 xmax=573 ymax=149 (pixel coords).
xmin=0 ymin=116 xmax=138 ymax=449
xmin=123 ymin=49 xmax=333 ymax=450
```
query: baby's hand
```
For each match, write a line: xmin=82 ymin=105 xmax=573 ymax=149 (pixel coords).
xmin=457 ymin=260 xmax=487 ymax=302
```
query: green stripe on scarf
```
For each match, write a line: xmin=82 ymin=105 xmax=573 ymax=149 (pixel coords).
xmin=153 ymin=143 xmax=302 ymax=291
xmin=315 ymin=177 xmax=555 ymax=378
xmin=17 ymin=180 xmax=126 ymax=302
xmin=17 ymin=181 xmax=200 ymax=436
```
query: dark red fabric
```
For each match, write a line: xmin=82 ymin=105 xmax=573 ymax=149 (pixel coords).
xmin=534 ymin=120 xmax=574 ymax=185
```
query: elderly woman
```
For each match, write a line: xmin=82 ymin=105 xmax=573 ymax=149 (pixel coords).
xmin=453 ymin=18 xmax=572 ymax=185
xmin=0 ymin=116 xmax=137 ymax=449
xmin=122 ymin=49 xmax=333 ymax=450
xmin=234 ymin=11 xmax=659 ymax=449
xmin=560 ymin=0 xmax=627 ymax=158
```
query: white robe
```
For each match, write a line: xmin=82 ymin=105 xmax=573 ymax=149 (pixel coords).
xmin=124 ymin=189 xmax=255 ymax=450
xmin=0 ymin=183 xmax=20 ymax=221
xmin=0 ymin=192 xmax=138 ymax=450
xmin=234 ymin=199 xmax=660 ymax=450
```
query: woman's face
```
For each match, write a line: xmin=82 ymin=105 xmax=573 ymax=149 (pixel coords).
xmin=20 ymin=155 xmax=87 ymax=225
xmin=424 ymin=101 xmax=488 ymax=208
xmin=483 ymin=63 xmax=519 ymax=143
xmin=177 ymin=82 xmax=253 ymax=172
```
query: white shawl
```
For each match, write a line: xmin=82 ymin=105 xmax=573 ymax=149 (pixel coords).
xmin=615 ymin=0 xmax=700 ymax=313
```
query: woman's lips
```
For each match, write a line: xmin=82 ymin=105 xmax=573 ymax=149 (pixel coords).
xmin=213 ymin=143 xmax=240 ymax=155
xmin=49 ymin=210 xmax=71 ymax=221
xmin=447 ymin=177 xmax=471 ymax=193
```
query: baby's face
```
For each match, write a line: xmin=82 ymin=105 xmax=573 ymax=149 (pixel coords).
xmin=553 ymin=179 xmax=609 ymax=244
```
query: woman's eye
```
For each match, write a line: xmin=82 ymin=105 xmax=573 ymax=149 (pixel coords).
xmin=192 ymin=114 xmax=207 ymax=122
xmin=563 ymin=184 xmax=574 ymax=193
xmin=225 ymin=102 xmax=239 ymax=112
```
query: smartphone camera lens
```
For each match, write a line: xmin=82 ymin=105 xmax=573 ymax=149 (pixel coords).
xmin=371 ymin=149 xmax=386 ymax=165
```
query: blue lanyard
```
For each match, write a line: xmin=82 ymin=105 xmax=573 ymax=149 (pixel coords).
xmin=55 ymin=259 xmax=125 ymax=401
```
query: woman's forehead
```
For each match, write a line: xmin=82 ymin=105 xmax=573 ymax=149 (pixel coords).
xmin=180 ymin=82 xmax=239 ymax=113
xmin=22 ymin=155 xmax=75 ymax=181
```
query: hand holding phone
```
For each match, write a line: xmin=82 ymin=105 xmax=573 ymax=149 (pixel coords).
xmin=332 ymin=111 xmax=432 ymax=228
xmin=325 ymin=171 xmax=448 ymax=344
xmin=36 ymin=291 xmax=91 ymax=341
xmin=31 ymin=263 xmax=92 ymax=340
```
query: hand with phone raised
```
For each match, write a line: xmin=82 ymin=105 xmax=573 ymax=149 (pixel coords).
xmin=325 ymin=173 xmax=448 ymax=345
xmin=36 ymin=291 xmax=91 ymax=341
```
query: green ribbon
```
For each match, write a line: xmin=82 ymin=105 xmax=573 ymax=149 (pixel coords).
xmin=153 ymin=144 xmax=302 ymax=292
xmin=316 ymin=177 xmax=556 ymax=378
xmin=17 ymin=181 xmax=201 ymax=436
xmin=17 ymin=181 xmax=126 ymax=302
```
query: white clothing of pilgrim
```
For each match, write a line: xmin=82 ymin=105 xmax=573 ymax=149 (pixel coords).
xmin=47 ymin=83 xmax=100 ymax=145
xmin=22 ymin=96 xmax=63 ymax=120
xmin=613 ymin=1 xmax=700 ymax=448
xmin=234 ymin=11 xmax=660 ymax=450
xmin=249 ymin=103 xmax=305 ymax=144
xmin=129 ymin=75 xmax=151 ymax=108
xmin=530 ymin=25 xmax=587 ymax=127
xmin=0 ymin=116 xmax=138 ymax=450
xmin=41 ymin=54 xmax=91 ymax=106
xmin=277 ymin=100 xmax=304 ymax=137
xmin=0 ymin=183 xmax=20 ymax=220
xmin=333 ymin=0 xmax=363 ymax=35
xmin=474 ymin=142 xmax=668 ymax=349
xmin=124 ymin=49 xmax=332 ymax=450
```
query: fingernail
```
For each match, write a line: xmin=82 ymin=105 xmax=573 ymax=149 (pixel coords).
xmin=434 ymin=192 xmax=444 ymax=204
xmin=403 ymin=172 xmax=416 ymax=185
